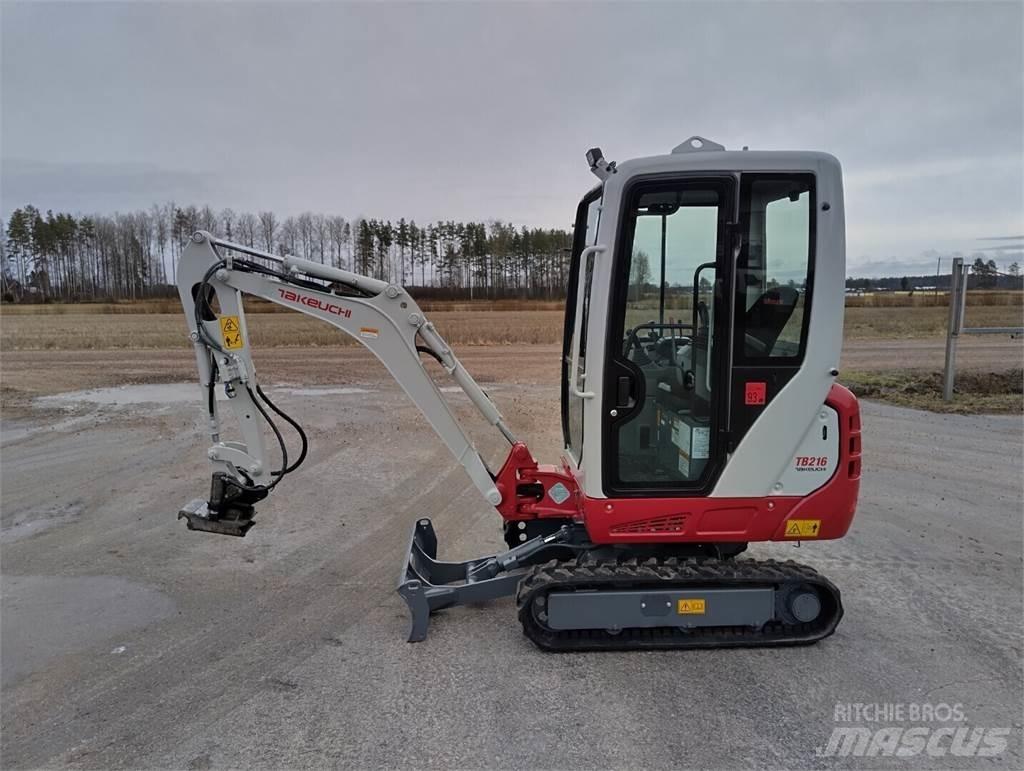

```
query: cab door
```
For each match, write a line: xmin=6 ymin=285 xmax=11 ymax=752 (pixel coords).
xmin=561 ymin=186 xmax=603 ymax=466
xmin=601 ymin=176 xmax=736 ymax=496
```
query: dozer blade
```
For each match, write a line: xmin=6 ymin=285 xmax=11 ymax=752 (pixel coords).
xmin=397 ymin=518 xmax=521 ymax=642
xmin=177 ymin=499 xmax=255 ymax=538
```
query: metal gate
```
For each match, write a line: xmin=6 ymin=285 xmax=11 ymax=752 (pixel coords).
xmin=942 ymin=256 xmax=1023 ymax=401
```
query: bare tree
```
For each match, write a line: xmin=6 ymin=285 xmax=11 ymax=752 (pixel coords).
xmin=219 ymin=208 xmax=236 ymax=241
xmin=313 ymin=214 xmax=329 ymax=264
xmin=237 ymin=212 xmax=258 ymax=248
xmin=279 ymin=217 xmax=299 ymax=257
xmin=258 ymin=211 xmax=278 ymax=253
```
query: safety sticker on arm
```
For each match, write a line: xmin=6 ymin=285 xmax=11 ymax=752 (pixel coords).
xmin=219 ymin=315 xmax=243 ymax=349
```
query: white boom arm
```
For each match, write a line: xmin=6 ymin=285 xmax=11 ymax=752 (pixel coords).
xmin=176 ymin=231 xmax=513 ymax=506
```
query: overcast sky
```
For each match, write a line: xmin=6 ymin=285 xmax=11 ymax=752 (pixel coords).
xmin=2 ymin=1 xmax=1021 ymax=276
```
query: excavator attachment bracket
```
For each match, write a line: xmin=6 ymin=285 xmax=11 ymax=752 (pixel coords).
xmin=178 ymin=499 xmax=255 ymax=537
xmin=177 ymin=472 xmax=267 ymax=537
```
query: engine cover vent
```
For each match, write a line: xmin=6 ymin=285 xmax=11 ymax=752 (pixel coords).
xmin=610 ymin=514 xmax=688 ymax=534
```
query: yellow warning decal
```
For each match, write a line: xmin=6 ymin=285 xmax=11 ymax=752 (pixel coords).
xmin=677 ymin=598 xmax=706 ymax=615
xmin=785 ymin=519 xmax=821 ymax=538
xmin=219 ymin=315 xmax=243 ymax=349
xmin=359 ymin=327 xmax=379 ymax=339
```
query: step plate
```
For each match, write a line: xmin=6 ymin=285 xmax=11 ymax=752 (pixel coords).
xmin=546 ymin=587 xmax=774 ymax=630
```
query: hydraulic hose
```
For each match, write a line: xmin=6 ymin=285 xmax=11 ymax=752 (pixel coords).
xmin=256 ymin=384 xmax=308 ymax=475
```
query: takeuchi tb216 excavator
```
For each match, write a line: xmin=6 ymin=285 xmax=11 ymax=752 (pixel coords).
xmin=175 ymin=137 xmax=862 ymax=651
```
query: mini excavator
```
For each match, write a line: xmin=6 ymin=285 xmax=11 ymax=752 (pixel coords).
xmin=175 ymin=137 xmax=861 ymax=651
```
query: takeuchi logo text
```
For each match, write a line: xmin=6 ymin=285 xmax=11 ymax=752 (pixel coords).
xmin=277 ymin=288 xmax=352 ymax=318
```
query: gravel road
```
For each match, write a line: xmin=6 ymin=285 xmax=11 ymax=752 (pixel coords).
xmin=1 ymin=366 xmax=1021 ymax=768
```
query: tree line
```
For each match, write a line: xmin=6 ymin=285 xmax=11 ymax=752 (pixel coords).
xmin=1 ymin=203 xmax=572 ymax=302
xmin=846 ymin=257 xmax=1023 ymax=292
xmin=5 ymin=203 xmax=1019 ymax=304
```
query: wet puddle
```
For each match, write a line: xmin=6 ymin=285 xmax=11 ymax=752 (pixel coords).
xmin=278 ymin=387 xmax=372 ymax=397
xmin=1 ymin=501 xmax=84 ymax=544
xmin=1 ymin=574 xmax=176 ymax=687
xmin=35 ymin=383 xmax=213 ymax=408
xmin=33 ymin=383 xmax=383 ymax=409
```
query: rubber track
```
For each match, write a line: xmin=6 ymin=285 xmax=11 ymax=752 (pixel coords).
xmin=516 ymin=556 xmax=843 ymax=652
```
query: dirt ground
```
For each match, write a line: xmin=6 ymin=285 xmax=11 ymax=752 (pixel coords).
xmin=2 ymin=336 xmax=1022 ymax=403
xmin=1 ymin=340 xmax=1022 ymax=768
xmin=1 ymin=303 xmax=1021 ymax=351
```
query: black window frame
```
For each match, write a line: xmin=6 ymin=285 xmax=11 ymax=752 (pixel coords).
xmin=601 ymin=173 xmax=737 ymax=498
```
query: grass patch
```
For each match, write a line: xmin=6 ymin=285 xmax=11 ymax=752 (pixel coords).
xmin=3 ymin=291 xmax=1020 ymax=316
xmin=843 ymin=305 xmax=1023 ymax=338
xmin=840 ymin=369 xmax=1023 ymax=414
xmin=845 ymin=290 xmax=1023 ymax=308
xmin=0 ymin=297 xmax=567 ymax=315
xmin=2 ymin=305 xmax=1021 ymax=350
xmin=0 ymin=310 xmax=567 ymax=350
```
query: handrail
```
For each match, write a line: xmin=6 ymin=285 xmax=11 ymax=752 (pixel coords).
xmin=569 ymin=245 xmax=606 ymax=399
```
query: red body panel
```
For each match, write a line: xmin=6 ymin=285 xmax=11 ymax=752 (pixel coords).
xmin=493 ymin=384 xmax=862 ymax=545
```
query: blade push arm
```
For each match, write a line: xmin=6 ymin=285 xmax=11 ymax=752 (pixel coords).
xmin=176 ymin=231 xmax=514 ymax=510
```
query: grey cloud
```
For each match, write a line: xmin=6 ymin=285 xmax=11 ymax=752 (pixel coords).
xmin=1 ymin=0 xmax=1021 ymax=276
xmin=1 ymin=159 xmax=221 ymax=213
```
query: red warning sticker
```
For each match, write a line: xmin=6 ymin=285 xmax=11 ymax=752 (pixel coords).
xmin=745 ymin=382 xmax=767 ymax=406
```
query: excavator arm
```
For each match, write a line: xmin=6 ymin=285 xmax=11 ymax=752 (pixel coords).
xmin=175 ymin=231 xmax=516 ymax=534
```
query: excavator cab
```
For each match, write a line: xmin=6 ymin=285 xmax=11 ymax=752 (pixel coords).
xmin=173 ymin=136 xmax=861 ymax=651
xmin=562 ymin=139 xmax=851 ymax=509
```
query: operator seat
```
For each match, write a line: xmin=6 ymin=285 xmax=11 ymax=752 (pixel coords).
xmin=742 ymin=286 xmax=799 ymax=355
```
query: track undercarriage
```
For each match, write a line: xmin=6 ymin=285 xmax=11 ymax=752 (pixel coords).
xmin=400 ymin=518 xmax=842 ymax=651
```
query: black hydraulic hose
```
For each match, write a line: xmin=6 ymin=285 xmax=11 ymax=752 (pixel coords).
xmin=232 ymin=258 xmax=376 ymax=298
xmin=416 ymin=345 xmax=445 ymax=365
xmin=206 ymin=357 xmax=219 ymax=417
xmin=198 ymin=382 xmax=291 ymax=495
xmin=256 ymin=384 xmax=308 ymax=475
xmin=234 ymin=259 xmax=326 ymax=292
xmin=194 ymin=260 xmax=228 ymax=355
xmin=245 ymin=385 xmax=288 ymax=487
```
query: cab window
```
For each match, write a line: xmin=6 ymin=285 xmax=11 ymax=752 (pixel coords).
xmin=735 ymin=175 xmax=814 ymax=361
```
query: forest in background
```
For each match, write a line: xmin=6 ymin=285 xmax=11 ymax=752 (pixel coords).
xmin=1 ymin=203 xmax=1021 ymax=304
xmin=1 ymin=204 xmax=572 ymax=302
